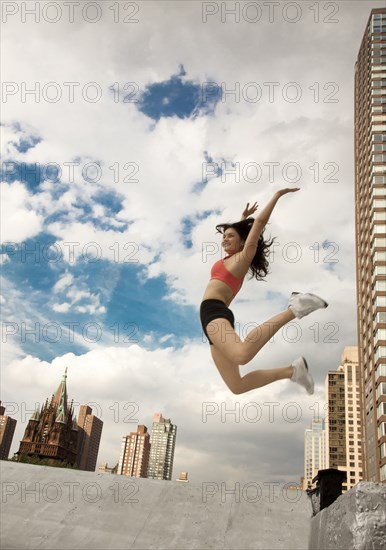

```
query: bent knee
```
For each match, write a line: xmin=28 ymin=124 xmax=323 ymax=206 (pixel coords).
xmin=219 ymin=346 xmax=250 ymax=366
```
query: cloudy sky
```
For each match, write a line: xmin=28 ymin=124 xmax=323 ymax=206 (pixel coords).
xmin=1 ymin=0 xmax=383 ymax=488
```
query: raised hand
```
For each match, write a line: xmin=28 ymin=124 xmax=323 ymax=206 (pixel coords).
xmin=275 ymin=188 xmax=300 ymax=198
xmin=241 ymin=202 xmax=259 ymax=220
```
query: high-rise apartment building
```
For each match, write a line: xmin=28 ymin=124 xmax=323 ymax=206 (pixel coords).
xmin=76 ymin=405 xmax=103 ymax=472
xmin=147 ymin=413 xmax=177 ymax=481
xmin=325 ymin=347 xmax=363 ymax=491
xmin=354 ymin=7 xmax=386 ymax=482
xmin=118 ymin=425 xmax=151 ymax=478
xmin=302 ymin=418 xmax=327 ymax=490
xmin=0 ymin=402 xmax=17 ymax=460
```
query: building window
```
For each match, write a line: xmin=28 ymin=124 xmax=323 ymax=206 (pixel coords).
xmin=375 ymin=329 xmax=386 ymax=342
xmin=380 ymin=464 xmax=386 ymax=482
xmin=380 ymin=443 xmax=386 ymax=459
xmin=378 ymin=401 xmax=386 ymax=416
xmin=373 ymin=211 xmax=386 ymax=222
xmin=374 ymin=280 xmax=386 ymax=291
xmin=378 ymin=422 xmax=386 ymax=438
xmin=373 ymin=175 xmax=386 ymax=183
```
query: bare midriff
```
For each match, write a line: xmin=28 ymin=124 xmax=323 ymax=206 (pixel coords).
xmin=201 ymin=279 xmax=235 ymax=307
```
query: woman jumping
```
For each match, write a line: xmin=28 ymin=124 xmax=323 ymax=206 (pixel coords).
xmin=200 ymin=187 xmax=328 ymax=395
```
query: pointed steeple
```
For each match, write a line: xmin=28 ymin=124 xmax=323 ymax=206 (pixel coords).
xmin=30 ymin=408 xmax=40 ymax=422
xmin=54 ymin=368 xmax=68 ymax=424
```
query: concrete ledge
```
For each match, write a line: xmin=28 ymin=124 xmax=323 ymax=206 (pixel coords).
xmin=309 ymin=481 xmax=386 ymax=550
xmin=1 ymin=461 xmax=312 ymax=550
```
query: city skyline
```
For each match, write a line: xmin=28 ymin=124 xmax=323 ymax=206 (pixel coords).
xmin=2 ymin=1 xmax=385 ymax=483
xmin=3 ymin=375 xmax=178 ymax=477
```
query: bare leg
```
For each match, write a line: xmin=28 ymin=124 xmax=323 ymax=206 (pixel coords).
xmin=210 ymin=345 xmax=293 ymax=395
xmin=207 ymin=308 xmax=295 ymax=366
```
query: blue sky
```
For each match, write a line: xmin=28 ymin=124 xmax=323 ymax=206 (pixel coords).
xmin=136 ymin=64 xmax=221 ymax=120
xmin=1 ymin=70 xmax=218 ymax=361
xmin=1 ymin=1 xmax=382 ymax=485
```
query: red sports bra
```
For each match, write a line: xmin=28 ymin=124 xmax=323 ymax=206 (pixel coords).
xmin=210 ymin=256 xmax=244 ymax=296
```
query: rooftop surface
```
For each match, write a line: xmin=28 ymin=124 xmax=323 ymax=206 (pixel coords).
xmin=1 ymin=461 xmax=312 ymax=550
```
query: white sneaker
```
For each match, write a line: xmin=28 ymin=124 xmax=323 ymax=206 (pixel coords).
xmin=288 ymin=292 xmax=328 ymax=319
xmin=291 ymin=357 xmax=314 ymax=395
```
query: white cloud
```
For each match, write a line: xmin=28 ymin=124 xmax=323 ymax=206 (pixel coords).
xmin=52 ymin=279 xmax=107 ymax=315
xmin=53 ymin=272 xmax=73 ymax=293
xmin=0 ymin=181 xmax=43 ymax=242
xmin=52 ymin=302 xmax=71 ymax=313
xmin=159 ymin=334 xmax=173 ymax=344
xmin=1 ymin=0 xmax=380 ymax=483
xmin=2 ymin=342 xmax=323 ymax=483
xmin=75 ymin=303 xmax=106 ymax=315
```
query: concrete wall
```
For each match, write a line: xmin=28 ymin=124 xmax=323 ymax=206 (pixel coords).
xmin=309 ymin=481 xmax=386 ymax=550
xmin=1 ymin=461 xmax=312 ymax=550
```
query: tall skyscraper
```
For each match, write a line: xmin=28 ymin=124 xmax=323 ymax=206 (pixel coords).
xmin=147 ymin=413 xmax=177 ymax=481
xmin=118 ymin=425 xmax=151 ymax=478
xmin=302 ymin=418 xmax=327 ymax=490
xmin=0 ymin=402 xmax=17 ymax=460
xmin=325 ymin=347 xmax=363 ymax=491
xmin=354 ymin=7 xmax=386 ymax=482
xmin=76 ymin=405 xmax=103 ymax=472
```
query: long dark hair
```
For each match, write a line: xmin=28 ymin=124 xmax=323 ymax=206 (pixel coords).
xmin=215 ymin=218 xmax=275 ymax=281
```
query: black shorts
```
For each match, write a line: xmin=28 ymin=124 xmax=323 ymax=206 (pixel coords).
xmin=200 ymin=299 xmax=235 ymax=345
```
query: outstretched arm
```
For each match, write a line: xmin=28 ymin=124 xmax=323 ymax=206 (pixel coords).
xmin=242 ymin=188 xmax=300 ymax=261
xmin=256 ymin=188 xmax=299 ymax=226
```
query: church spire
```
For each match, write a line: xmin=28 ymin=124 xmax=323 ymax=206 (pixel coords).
xmin=54 ymin=368 xmax=68 ymax=424
xmin=30 ymin=407 xmax=40 ymax=422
